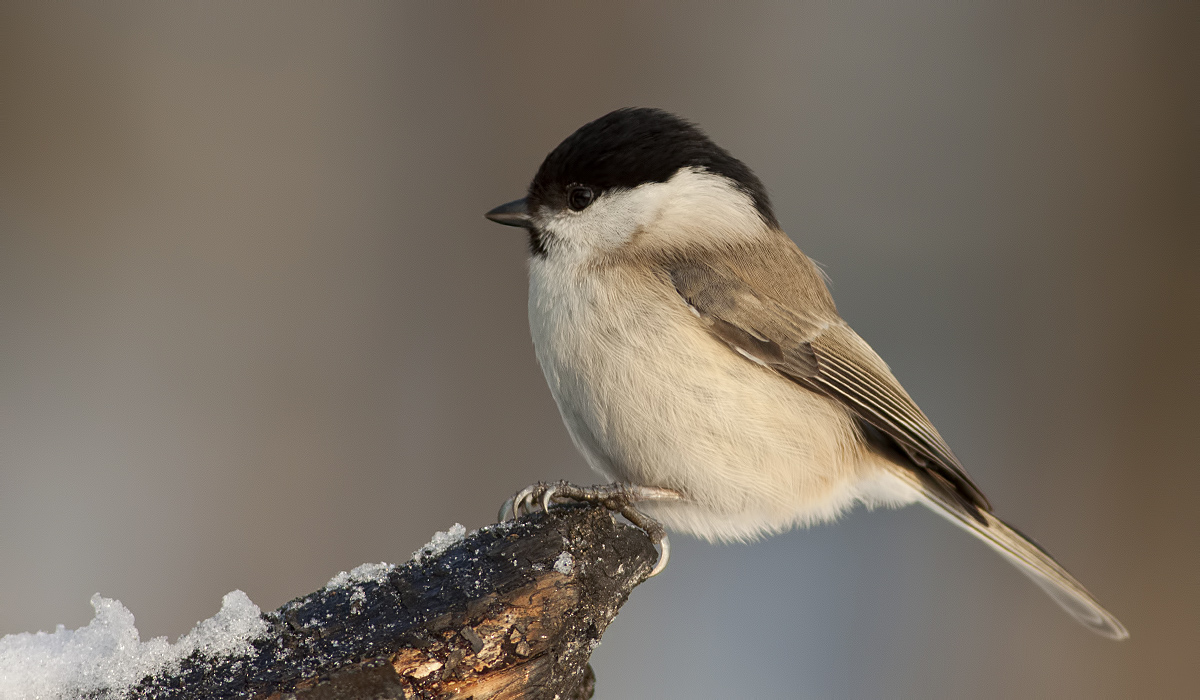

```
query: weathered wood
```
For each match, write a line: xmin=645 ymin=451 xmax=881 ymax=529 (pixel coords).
xmin=127 ymin=505 xmax=657 ymax=700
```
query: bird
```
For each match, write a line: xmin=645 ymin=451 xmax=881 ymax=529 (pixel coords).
xmin=484 ymin=107 xmax=1127 ymax=640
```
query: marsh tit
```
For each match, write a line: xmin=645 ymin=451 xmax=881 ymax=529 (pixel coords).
xmin=485 ymin=108 xmax=1127 ymax=639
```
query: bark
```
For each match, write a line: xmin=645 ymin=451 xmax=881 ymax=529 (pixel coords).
xmin=125 ymin=505 xmax=657 ymax=700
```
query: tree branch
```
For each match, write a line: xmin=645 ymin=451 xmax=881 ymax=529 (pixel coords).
xmin=126 ymin=505 xmax=658 ymax=700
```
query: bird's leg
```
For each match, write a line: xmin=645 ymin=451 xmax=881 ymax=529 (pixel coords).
xmin=498 ymin=481 xmax=684 ymax=576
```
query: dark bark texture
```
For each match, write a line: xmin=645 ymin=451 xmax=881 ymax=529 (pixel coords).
xmin=125 ymin=505 xmax=657 ymax=700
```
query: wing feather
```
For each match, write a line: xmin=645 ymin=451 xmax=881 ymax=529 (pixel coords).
xmin=668 ymin=258 xmax=990 ymax=512
xmin=666 ymin=251 xmax=1127 ymax=638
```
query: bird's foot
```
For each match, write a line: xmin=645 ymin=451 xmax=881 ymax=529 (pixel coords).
xmin=498 ymin=481 xmax=683 ymax=577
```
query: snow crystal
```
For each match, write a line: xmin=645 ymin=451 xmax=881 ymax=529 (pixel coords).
xmin=325 ymin=561 xmax=396 ymax=590
xmin=412 ymin=523 xmax=467 ymax=564
xmin=173 ymin=590 xmax=269 ymax=659
xmin=554 ymin=551 xmax=575 ymax=575
xmin=0 ymin=590 xmax=267 ymax=700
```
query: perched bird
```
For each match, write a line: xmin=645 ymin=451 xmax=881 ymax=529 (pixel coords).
xmin=485 ymin=107 xmax=1127 ymax=639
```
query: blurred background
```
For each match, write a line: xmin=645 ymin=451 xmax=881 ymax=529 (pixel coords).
xmin=1 ymin=2 xmax=1196 ymax=698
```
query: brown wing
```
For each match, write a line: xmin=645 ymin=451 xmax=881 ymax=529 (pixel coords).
xmin=668 ymin=256 xmax=991 ymax=515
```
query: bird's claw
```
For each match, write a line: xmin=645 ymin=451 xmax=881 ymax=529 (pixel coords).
xmin=496 ymin=481 xmax=683 ymax=577
xmin=649 ymin=533 xmax=671 ymax=577
xmin=498 ymin=484 xmax=542 ymax=521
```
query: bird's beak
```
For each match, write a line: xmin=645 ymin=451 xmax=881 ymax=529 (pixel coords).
xmin=485 ymin=198 xmax=533 ymax=228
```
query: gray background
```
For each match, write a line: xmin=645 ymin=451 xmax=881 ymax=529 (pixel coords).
xmin=1 ymin=2 xmax=1197 ymax=698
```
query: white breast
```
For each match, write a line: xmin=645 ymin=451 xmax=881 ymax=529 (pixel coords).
xmin=527 ymin=255 xmax=907 ymax=542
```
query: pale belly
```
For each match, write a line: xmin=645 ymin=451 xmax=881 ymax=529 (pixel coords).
xmin=528 ymin=262 xmax=912 ymax=542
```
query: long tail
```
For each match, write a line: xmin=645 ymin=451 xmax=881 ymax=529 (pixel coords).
xmin=909 ymin=475 xmax=1128 ymax=640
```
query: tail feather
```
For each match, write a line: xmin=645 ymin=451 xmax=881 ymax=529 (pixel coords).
xmin=912 ymin=478 xmax=1128 ymax=640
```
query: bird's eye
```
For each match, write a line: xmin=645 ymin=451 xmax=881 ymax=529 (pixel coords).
xmin=567 ymin=186 xmax=595 ymax=211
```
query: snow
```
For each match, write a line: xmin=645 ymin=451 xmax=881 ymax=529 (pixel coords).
xmin=325 ymin=561 xmax=396 ymax=591
xmin=554 ymin=551 xmax=575 ymax=575
xmin=173 ymin=590 xmax=268 ymax=659
xmin=0 ymin=522 xmax=476 ymax=698
xmin=0 ymin=590 xmax=268 ymax=700
xmin=411 ymin=523 xmax=467 ymax=564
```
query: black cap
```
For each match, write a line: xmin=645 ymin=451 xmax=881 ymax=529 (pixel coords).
xmin=526 ymin=108 xmax=777 ymax=228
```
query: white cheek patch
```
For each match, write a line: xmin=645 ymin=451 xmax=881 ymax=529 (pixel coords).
xmin=539 ymin=186 xmax=667 ymax=254
xmin=538 ymin=167 xmax=771 ymax=258
xmin=647 ymin=167 xmax=770 ymax=246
